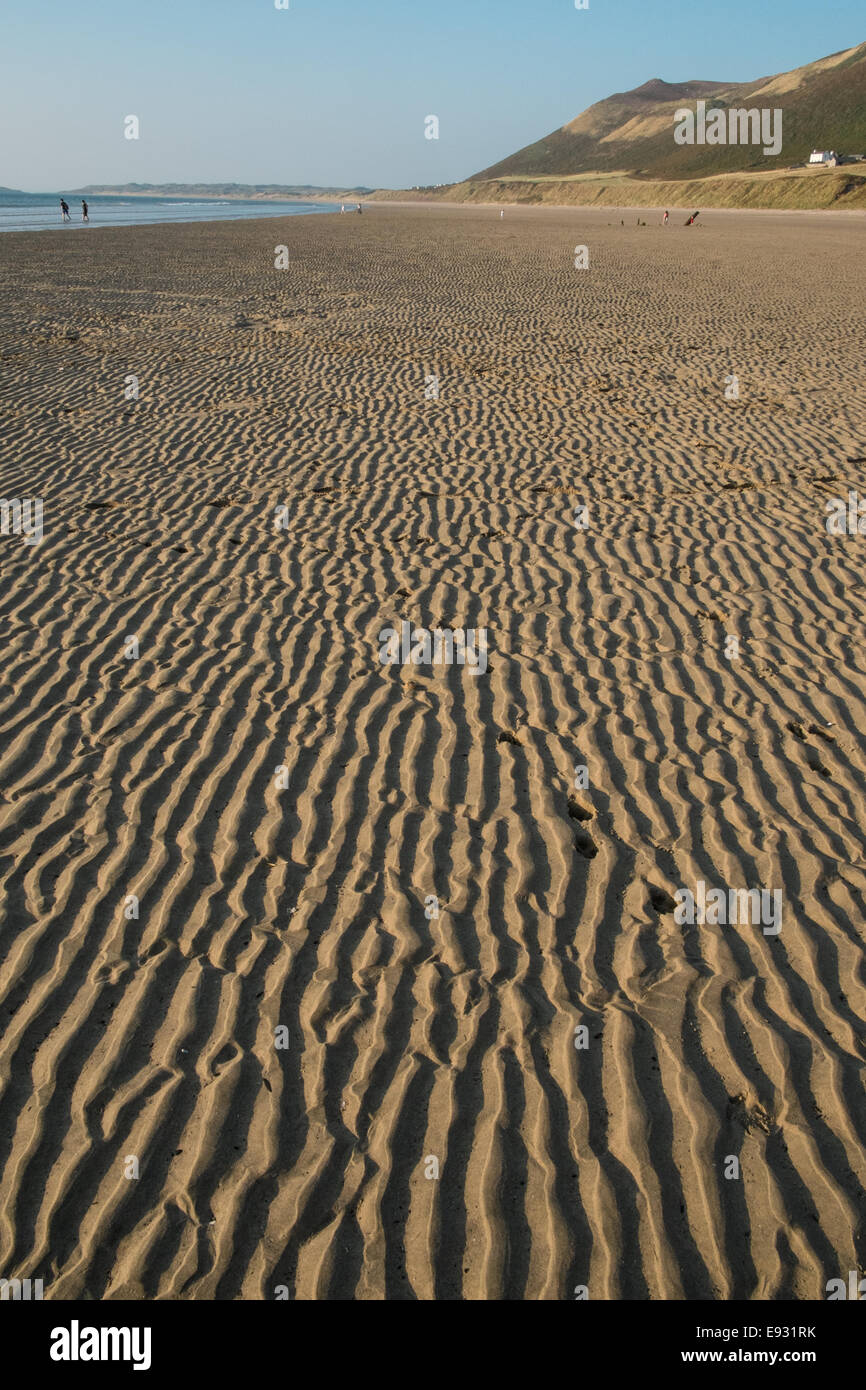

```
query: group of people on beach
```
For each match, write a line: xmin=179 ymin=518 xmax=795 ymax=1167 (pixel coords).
xmin=58 ymin=195 xmax=698 ymax=230
xmin=60 ymin=198 xmax=88 ymax=223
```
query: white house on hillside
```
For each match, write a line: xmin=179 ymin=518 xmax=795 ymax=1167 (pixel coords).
xmin=809 ymin=150 xmax=839 ymax=165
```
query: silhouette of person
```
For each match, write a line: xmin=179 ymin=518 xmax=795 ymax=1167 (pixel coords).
xmin=60 ymin=199 xmax=70 ymax=222
xmin=81 ymin=200 xmax=89 ymax=223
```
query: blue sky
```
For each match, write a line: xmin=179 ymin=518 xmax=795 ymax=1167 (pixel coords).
xmin=2 ymin=0 xmax=863 ymax=190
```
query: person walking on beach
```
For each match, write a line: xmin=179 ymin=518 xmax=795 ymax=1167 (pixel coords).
xmin=60 ymin=198 xmax=70 ymax=222
xmin=663 ymin=209 xmax=669 ymax=225
xmin=357 ymin=202 xmax=362 ymax=214
xmin=81 ymin=199 xmax=89 ymax=223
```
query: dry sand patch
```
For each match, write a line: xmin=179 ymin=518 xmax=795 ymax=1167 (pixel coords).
xmin=0 ymin=205 xmax=865 ymax=1300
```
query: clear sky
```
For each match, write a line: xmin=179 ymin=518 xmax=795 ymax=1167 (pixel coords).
xmin=2 ymin=0 xmax=863 ymax=191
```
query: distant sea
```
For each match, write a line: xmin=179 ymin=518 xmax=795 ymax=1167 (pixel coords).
xmin=0 ymin=190 xmax=340 ymax=233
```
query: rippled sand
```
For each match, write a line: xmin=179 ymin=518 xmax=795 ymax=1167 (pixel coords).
xmin=1 ymin=204 xmax=865 ymax=1300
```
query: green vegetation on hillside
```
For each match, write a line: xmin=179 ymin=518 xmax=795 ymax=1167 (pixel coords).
xmin=474 ymin=42 xmax=866 ymax=184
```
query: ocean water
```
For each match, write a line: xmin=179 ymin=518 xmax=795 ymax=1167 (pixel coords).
xmin=0 ymin=190 xmax=340 ymax=233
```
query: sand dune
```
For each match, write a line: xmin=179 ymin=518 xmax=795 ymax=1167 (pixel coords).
xmin=0 ymin=205 xmax=865 ymax=1299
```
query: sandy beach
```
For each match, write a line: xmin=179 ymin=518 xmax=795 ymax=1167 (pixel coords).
xmin=1 ymin=203 xmax=865 ymax=1300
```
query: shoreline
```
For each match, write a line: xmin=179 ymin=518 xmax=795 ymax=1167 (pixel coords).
xmin=0 ymin=203 xmax=341 ymax=236
xmin=5 ymin=198 xmax=865 ymax=242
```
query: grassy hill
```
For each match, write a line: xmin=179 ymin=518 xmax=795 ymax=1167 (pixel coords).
xmin=424 ymin=168 xmax=866 ymax=212
xmin=474 ymin=42 xmax=866 ymax=183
